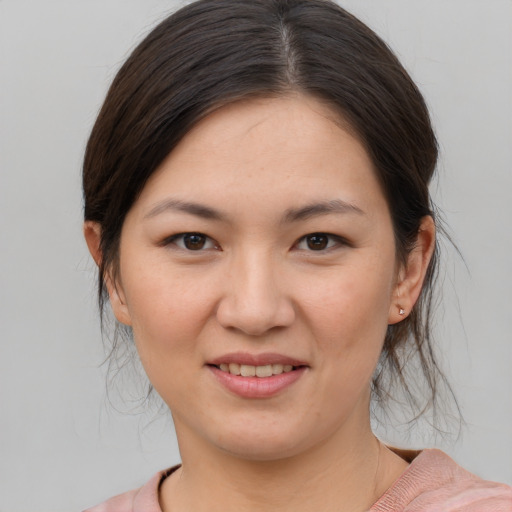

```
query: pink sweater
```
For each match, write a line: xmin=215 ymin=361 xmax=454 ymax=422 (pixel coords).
xmin=84 ymin=449 xmax=512 ymax=511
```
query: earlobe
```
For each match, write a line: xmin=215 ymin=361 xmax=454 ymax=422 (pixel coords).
xmin=388 ymin=216 xmax=436 ymax=325
xmin=108 ymin=287 xmax=133 ymax=326
xmin=83 ymin=221 xmax=132 ymax=326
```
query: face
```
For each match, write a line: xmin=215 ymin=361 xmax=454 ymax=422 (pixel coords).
xmin=109 ymin=96 xmax=403 ymax=461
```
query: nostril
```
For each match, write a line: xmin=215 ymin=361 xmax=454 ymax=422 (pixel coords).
xmin=216 ymin=295 xmax=296 ymax=336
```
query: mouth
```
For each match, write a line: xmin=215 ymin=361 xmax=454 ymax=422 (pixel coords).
xmin=212 ymin=363 xmax=300 ymax=378
xmin=206 ymin=353 xmax=308 ymax=397
xmin=208 ymin=362 xmax=307 ymax=398
xmin=206 ymin=352 xmax=310 ymax=399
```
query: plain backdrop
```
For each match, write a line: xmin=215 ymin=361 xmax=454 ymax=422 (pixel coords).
xmin=1 ymin=1 xmax=511 ymax=511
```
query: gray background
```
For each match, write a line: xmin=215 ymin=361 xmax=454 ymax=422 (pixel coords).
xmin=1 ymin=1 xmax=511 ymax=511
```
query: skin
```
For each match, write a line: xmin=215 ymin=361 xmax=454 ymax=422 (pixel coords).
xmin=85 ymin=95 xmax=435 ymax=512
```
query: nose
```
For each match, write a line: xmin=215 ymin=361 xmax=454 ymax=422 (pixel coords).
xmin=216 ymin=251 xmax=296 ymax=336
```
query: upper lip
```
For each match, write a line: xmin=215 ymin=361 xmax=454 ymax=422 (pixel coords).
xmin=207 ymin=352 xmax=308 ymax=367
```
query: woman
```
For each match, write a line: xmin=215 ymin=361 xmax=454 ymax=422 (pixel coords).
xmin=82 ymin=0 xmax=512 ymax=510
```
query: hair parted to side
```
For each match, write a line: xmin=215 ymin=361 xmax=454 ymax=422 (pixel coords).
xmin=83 ymin=0 xmax=458 ymax=427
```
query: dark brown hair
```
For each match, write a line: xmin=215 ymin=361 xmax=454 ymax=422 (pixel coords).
xmin=83 ymin=0 xmax=454 ymax=424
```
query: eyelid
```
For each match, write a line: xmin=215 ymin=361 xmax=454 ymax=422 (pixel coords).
xmin=160 ymin=232 xmax=348 ymax=252
xmin=162 ymin=232 xmax=220 ymax=251
xmin=294 ymin=233 xmax=349 ymax=251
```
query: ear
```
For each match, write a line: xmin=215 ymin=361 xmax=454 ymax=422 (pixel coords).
xmin=388 ymin=216 xmax=436 ymax=324
xmin=83 ymin=221 xmax=132 ymax=326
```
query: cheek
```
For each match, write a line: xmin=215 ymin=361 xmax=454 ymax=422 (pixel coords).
xmin=120 ymin=272 xmax=216 ymax=409
xmin=119 ymin=260 xmax=216 ymax=366
xmin=301 ymin=256 xmax=395 ymax=383
xmin=305 ymin=260 xmax=394 ymax=338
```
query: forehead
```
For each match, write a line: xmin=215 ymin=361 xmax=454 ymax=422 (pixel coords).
xmin=132 ymin=95 xmax=388 ymax=221
xmin=170 ymin=95 xmax=362 ymax=169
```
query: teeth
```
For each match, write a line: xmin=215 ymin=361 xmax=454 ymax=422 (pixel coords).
xmin=256 ymin=364 xmax=272 ymax=377
xmin=272 ymin=364 xmax=284 ymax=375
xmin=240 ymin=364 xmax=256 ymax=377
xmin=218 ymin=363 xmax=295 ymax=377
xmin=228 ymin=363 xmax=241 ymax=375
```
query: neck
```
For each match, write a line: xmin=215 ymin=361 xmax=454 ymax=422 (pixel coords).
xmin=160 ymin=414 xmax=408 ymax=512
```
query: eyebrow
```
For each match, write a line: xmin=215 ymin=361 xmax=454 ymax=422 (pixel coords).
xmin=144 ymin=197 xmax=365 ymax=223
xmin=144 ymin=199 xmax=227 ymax=221
xmin=283 ymin=199 xmax=365 ymax=223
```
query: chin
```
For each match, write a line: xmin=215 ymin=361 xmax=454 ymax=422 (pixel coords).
xmin=210 ymin=421 xmax=319 ymax=462
xmin=221 ymin=439 xmax=306 ymax=462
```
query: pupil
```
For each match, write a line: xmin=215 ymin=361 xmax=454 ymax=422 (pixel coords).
xmin=184 ymin=234 xmax=205 ymax=250
xmin=307 ymin=235 xmax=328 ymax=250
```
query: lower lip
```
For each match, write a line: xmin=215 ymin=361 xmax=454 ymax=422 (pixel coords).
xmin=208 ymin=366 xmax=307 ymax=398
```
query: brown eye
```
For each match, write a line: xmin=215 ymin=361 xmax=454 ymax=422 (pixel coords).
xmin=295 ymin=233 xmax=344 ymax=252
xmin=306 ymin=234 xmax=329 ymax=250
xmin=167 ymin=232 xmax=218 ymax=251
xmin=183 ymin=233 xmax=207 ymax=250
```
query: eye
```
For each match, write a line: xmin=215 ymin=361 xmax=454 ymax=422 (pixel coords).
xmin=166 ymin=232 xmax=218 ymax=251
xmin=295 ymin=233 xmax=344 ymax=251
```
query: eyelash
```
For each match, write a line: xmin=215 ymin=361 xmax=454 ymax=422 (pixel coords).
xmin=163 ymin=232 xmax=347 ymax=252
xmin=294 ymin=233 xmax=348 ymax=252
xmin=164 ymin=233 xmax=219 ymax=251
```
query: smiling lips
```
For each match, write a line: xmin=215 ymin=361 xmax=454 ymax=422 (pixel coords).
xmin=218 ymin=363 xmax=295 ymax=377
xmin=208 ymin=353 xmax=307 ymax=398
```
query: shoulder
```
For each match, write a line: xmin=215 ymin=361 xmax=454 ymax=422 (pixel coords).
xmin=372 ymin=449 xmax=512 ymax=512
xmin=83 ymin=488 xmax=139 ymax=512
xmin=83 ymin=467 xmax=178 ymax=512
